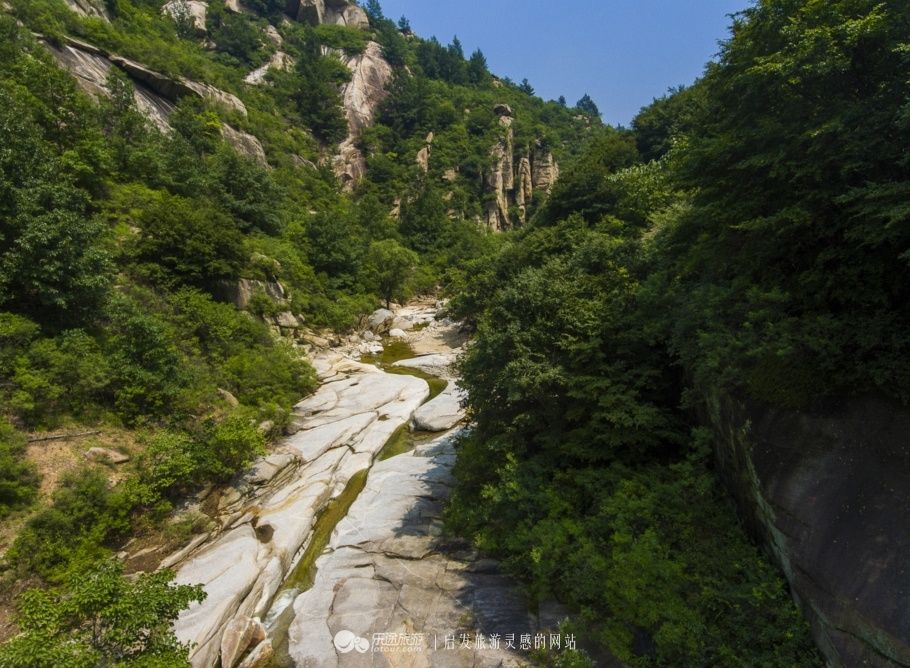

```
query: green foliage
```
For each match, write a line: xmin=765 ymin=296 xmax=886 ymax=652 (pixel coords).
xmin=574 ymin=93 xmax=599 ymax=117
xmin=0 ymin=560 xmax=204 ymax=667
xmin=129 ymin=193 xmax=245 ymax=291
xmin=7 ymin=468 xmax=133 ymax=581
xmin=0 ymin=420 xmax=39 ymax=518
xmin=654 ymin=0 xmax=910 ymax=402
xmin=365 ymin=239 xmax=419 ymax=307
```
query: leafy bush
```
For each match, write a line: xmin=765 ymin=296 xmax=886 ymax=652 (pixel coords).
xmin=0 ymin=421 xmax=39 ymax=518
xmin=0 ymin=560 xmax=204 ymax=667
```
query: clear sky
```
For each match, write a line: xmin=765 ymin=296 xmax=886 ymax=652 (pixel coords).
xmin=373 ymin=0 xmax=752 ymax=126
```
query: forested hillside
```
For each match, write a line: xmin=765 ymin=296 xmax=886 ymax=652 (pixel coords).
xmin=1 ymin=0 xmax=907 ymax=665
xmin=448 ymin=0 xmax=910 ymax=666
xmin=0 ymin=0 xmax=593 ymax=661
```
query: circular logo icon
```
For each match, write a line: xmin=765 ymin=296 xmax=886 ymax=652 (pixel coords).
xmin=334 ymin=629 xmax=370 ymax=654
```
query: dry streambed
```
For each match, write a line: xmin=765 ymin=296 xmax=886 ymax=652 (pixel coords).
xmin=163 ymin=306 xmax=557 ymax=668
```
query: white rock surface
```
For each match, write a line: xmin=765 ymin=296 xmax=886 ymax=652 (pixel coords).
xmin=394 ymin=354 xmax=458 ymax=380
xmin=172 ymin=359 xmax=429 ymax=668
xmin=388 ymin=328 xmax=407 ymax=339
xmin=285 ymin=433 xmax=532 ymax=668
xmin=412 ymin=384 xmax=466 ymax=432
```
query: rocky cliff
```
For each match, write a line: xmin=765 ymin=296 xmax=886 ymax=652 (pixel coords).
xmin=39 ymin=0 xmax=388 ymax=181
xmin=706 ymin=392 xmax=910 ymax=667
xmin=484 ymin=105 xmax=559 ymax=231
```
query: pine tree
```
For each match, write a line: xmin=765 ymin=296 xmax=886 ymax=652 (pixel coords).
xmin=576 ymin=93 xmax=600 ymax=117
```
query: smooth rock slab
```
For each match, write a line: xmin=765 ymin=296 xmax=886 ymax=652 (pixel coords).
xmin=172 ymin=359 xmax=429 ymax=668
xmin=285 ymin=432 xmax=534 ymax=668
xmin=412 ymin=384 xmax=466 ymax=432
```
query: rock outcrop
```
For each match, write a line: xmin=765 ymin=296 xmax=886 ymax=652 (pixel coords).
xmin=285 ymin=0 xmax=369 ymax=28
xmin=162 ymin=0 xmax=208 ymax=35
xmin=484 ymin=106 xmax=560 ymax=231
xmin=243 ymin=50 xmax=293 ymax=85
xmin=708 ymin=393 xmax=910 ymax=667
xmin=215 ymin=279 xmax=286 ymax=310
xmin=64 ymin=0 xmax=109 ymax=20
xmin=412 ymin=384 xmax=466 ymax=432
xmin=43 ymin=37 xmax=266 ymax=163
xmin=333 ymin=42 xmax=394 ymax=188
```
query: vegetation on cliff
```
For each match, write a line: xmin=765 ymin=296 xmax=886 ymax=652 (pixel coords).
xmin=448 ymin=0 xmax=909 ymax=665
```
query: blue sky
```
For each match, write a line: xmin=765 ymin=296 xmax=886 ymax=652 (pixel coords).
xmin=373 ymin=0 xmax=752 ymax=126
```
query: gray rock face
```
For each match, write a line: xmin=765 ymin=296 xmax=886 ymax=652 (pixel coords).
xmin=220 ymin=124 xmax=268 ymax=166
xmin=42 ymin=36 xmax=259 ymax=159
xmin=162 ymin=0 xmax=208 ymax=34
xmin=172 ymin=360 xmax=430 ymax=668
xmin=412 ymin=384 xmax=466 ymax=432
xmin=243 ymin=50 xmax=293 ymax=85
xmin=483 ymin=107 xmax=559 ymax=232
xmin=367 ymin=308 xmax=395 ymax=334
xmin=64 ymin=0 xmax=109 ymax=20
xmin=215 ymin=279 xmax=286 ymax=310
xmin=709 ymin=393 xmax=910 ymax=667
xmin=333 ymin=42 xmax=393 ymax=188
xmin=284 ymin=432 xmax=535 ymax=668
xmin=393 ymin=354 xmax=458 ymax=380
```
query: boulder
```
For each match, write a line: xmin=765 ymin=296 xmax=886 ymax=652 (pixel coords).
xmin=388 ymin=328 xmax=408 ymax=339
xmin=412 ymin=385 xmax=466 ymax=432
xmin=493 ymin=103 xmax=514 ymax=117
xmin=162 ymin=0 xmax=208 ymax=35
xmin=220 ymin=125 xmax=268 ymax=167
xmin=221 ymin=616 xmax=267 ymax=668
xmin=367 ymin=308 xmax=394 ymax=334
xmin=218 ymin=388 xmax=241 ymax=408
xmin=84 ymin=447 xmax=130 ymax=464
xmin=215 ymin=279 xmax=285 ymax=309
xmin=393 ymin=354 xmax=457 ymax=379
xmin=237 ymin=640 xmax=273 ymax=668
xmin=275 ymin=311 xmax=300 ymax=329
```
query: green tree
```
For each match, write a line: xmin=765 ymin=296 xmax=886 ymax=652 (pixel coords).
xmin=287 ymin=29 xmax=351 ymax=144
xmin=0 ymin=560 xmax=204 ymax=668
xmin=467 ymin=48 xmax=489 ymax=85
xmin=130 ymin=193 xmax=244 ymax=291
xmin=575 ymin=93 xmax=600 ymax=117
xmin=366 ymin=239 xmax=419 ymax=307
xmin=0 ymin=419 xmax=39 ymax=518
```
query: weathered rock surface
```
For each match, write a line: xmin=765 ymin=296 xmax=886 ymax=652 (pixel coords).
xmin=709 ymin=393 xmax=910 ymax=667
xmin=84 ymin=447 xmax=130 ymax=464
xmin=333 ymin=42 xmax=393 ymax=188
xmin=285 ymin=0 xmax=368 ymax=28
xmin=284 ymin=432 xmax=535 ymax=667
xmin=243 ymin=50 xmax=293 ymax=85
xmin=43 ymin=37 xmax=260 ymax=158
xmin=215 ymin=278 xmax=286 ymax=310
xmin=220 ymin=124 xmax=268 ymax=166
xmin=64 ymin=0 xmax=109 ymax=20
xmin=394 ymin=354 xmax=458 ymax=380
xmin=162 ymin=0 xmax=208 ymax=34
xmin=172 ymin=359 xmax=429 ymax=668
xmin=367 ymin=308 xmax=395 ymax=335
xmin=483 ymin=105 xmax=559 ymax=231
xmin=412 ymin=384 xmax=466 ymax=432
